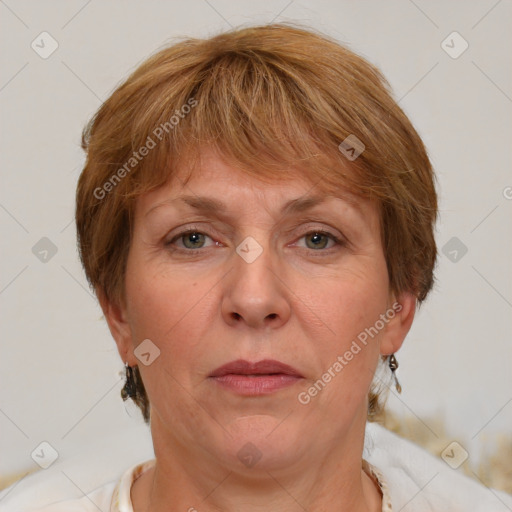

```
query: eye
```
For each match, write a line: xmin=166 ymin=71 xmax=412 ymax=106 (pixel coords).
xmin=167 ymin=229 xmax=217 ymax=250
xmin=296 ymin=230 xmax=344 ymax=251
xmin=165 ymin=227 xmax=345 ymax=254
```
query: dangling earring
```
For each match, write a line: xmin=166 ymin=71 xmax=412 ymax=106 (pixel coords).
xmin=388 ymin=354 xmax=402 ymax=394
xmin=121 ymin=362 xmax=137 ymax=401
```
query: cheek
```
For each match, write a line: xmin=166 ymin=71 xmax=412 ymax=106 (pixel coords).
xmin=298 ymin=262 xmax=389 ymax=347
xmin=124 ymin=257 xmax=218 ymax=376
xmin=292 ymin=263 xmax=388 ymax=405
xmin=126 ymin=253 xmax=201 ymax=336
xmin=124 ymin=263 xmax=216 ymax=422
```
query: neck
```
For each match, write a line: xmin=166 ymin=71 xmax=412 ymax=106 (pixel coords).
xmin=131 ymin=414 xmax=382 ymax=512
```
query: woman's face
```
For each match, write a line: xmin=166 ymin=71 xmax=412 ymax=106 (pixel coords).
xmin=107 ymin=149 xmax=414 ymax=472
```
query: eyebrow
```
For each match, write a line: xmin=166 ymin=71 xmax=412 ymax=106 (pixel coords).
xmin=145 ymin=194 xmax=331 ymax=218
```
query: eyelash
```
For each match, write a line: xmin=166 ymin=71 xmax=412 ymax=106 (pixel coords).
xmin=165 ymin=225 xmax=346 ymax=256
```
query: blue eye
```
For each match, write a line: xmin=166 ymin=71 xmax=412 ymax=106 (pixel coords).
xmin=301 ymin=231 xmax=339 ymax=250
xmin=168 ymin=230 xmax=215 ymax=250
xmin=165 ymin=227 xmax=345 ymax=255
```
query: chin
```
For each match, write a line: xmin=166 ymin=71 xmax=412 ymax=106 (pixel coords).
xmin=215 ymin=415 xmax=304 ymax=471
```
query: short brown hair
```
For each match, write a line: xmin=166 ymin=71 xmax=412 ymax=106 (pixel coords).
xmin=76 ymin=23 xmax=437 ymax=423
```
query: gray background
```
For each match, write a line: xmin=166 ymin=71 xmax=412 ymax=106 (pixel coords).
xmin=1 ymin=0 xmax=511 ymax=490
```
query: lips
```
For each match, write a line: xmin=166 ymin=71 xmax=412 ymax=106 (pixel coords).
xmin=209 ymin=359 xmax=303 ymax=378
xmin=208 ymin=359 xmax=304 ymax=395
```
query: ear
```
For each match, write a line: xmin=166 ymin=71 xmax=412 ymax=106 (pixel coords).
xmin=379 ymin=292 xmax=416 ymax=356
xmin=97 ymin=289 xmax=137 ymax=366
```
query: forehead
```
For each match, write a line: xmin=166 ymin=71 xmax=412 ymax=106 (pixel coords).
xmin=136 ymin=148 xmax=366 ymax=217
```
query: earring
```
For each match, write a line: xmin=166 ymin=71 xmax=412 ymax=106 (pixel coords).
xmin=388 ymin=354 xmax=402 ymax=394
xmin=121 ymin=362 xmax=137 ymax=401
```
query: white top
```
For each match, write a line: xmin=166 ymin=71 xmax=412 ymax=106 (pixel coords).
xmin=1 ymin=422 xmax=510 ymax=511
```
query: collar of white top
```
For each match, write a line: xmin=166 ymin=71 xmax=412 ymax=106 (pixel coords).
xmin=110 ymin=458 xmax=392 ymax=512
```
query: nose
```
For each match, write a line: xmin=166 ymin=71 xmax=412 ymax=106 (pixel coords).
xmin=221 ymin=238 xmax=291 ymax=330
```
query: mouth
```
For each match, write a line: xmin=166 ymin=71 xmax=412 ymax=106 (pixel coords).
xmin=208 ymin=359 xmax=304 ymax=396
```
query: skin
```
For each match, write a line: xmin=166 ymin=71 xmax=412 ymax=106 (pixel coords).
xmin=100 ymin=148 xmax=416 ymax=512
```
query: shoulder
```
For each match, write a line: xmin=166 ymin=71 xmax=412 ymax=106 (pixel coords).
xmin=0 ymin=459 xmax=154 ymax=512
xmin=0 ymin=477 xmax=117 ymax=512
xmin=0 ymin=422 xmax=154 ymax=511
xmin=364 ymin=422 xmax=512 ymax=512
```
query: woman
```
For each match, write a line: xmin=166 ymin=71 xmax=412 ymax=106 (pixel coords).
xmin=4 ymin=23 xmax=510 ymax=512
